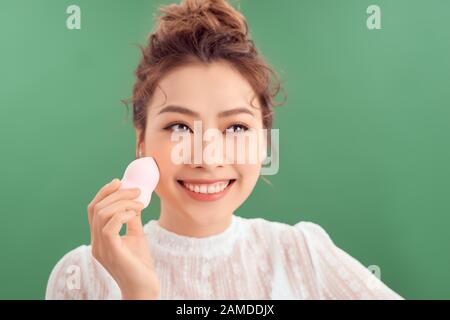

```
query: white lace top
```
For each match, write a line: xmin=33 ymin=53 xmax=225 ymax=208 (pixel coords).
xmin=45 ymin=215 xmax=403 ymax=299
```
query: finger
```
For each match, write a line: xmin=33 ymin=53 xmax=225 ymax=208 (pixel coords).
xmin=87 ymin=178 xmax=121 ymax=228
xmin=126 ymin=211 xmax=145 ymax=237
xmin=94 ymin=188 xmax=141 ymax=213
xmin=101 ymin=210 xmax=139 ymax=245
xmin=88 ymin=179 xmax=121 ymax=251
xmin=94 ymin=200 xmax=145 ymax=229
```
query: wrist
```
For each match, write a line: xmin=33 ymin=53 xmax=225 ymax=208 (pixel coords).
xmin=121 ymin=288 xmax=160 ymax=300
xmin=122 ymin=292 xmax=159 ymax=300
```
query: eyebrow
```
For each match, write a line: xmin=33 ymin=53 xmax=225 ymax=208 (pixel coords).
xmin=157 ymin=105 xmax=255 ymax=118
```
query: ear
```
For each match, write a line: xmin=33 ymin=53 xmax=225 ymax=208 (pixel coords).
xmin=135 ymin=127 xmax=145 ymax=159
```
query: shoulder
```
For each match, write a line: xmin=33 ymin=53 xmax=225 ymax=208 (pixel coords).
xmin=293 ymin=220 xmax=335 ymax=248
xmin=50 ymin=245 xmax=91 ymax=270
xmin=45 ymin=245 xmax=90 ymax=299
xmin=45 ymin=244 xmax=119 ymax=300
xmin=236 ymin=215 xmax=332 ymax=248
xmin=236 ymin=216 xmax=404 ymax=299
xmin=238 ymin=216 xmax=338 ymax=273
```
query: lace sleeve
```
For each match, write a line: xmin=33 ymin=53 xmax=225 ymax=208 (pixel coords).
xmin=295 ymin=221 xmax=404 ymax=300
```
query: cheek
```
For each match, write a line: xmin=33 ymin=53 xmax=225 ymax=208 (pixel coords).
xmin=226 ymin=163 xmax=260 ymax=210
xmin=236 ymin=163 xmax=260 ymax=190
xmin=145 ymin=131 xmax=174 ymax=165
xmin=143 ymin=133 xmax=178 ymax=193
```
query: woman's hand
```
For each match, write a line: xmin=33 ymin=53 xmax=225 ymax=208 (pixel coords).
xmin=87 ymin=178 xmax=160 ymax=299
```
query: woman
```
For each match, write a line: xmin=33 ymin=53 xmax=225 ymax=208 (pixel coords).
xmin=45 ymin=0 xmax=403 ymax=300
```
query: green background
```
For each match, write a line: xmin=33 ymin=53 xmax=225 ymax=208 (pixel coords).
xmin=1 ymin=0 xmax=449 ymax=299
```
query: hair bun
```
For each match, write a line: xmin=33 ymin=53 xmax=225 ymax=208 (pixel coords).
xmin=155 ymin=0 xmax=248 ymax=43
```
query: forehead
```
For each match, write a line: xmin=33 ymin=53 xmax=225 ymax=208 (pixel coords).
xmin=150 ymin=60 xmax=259 ymax=111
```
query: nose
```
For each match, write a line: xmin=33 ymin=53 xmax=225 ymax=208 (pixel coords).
xmin=189 ymin=124 xmax=227 ymax=170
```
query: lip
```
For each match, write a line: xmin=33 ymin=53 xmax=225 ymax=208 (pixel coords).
xmin=179 ymin=179 xmax=231 ymax=184
xmin=177 ymin=179 xmax=236 ymax=202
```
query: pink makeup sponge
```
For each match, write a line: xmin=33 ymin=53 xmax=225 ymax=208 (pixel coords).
xmin=119 ymin=157 xmax=160 ymax=208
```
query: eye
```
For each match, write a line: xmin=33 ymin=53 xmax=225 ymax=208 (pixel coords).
xmin=164 ymin=122 xmax=192 ymax=133
xmin=225 ymin=124 xmax=249 ymax=134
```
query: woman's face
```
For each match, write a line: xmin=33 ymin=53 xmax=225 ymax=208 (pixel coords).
xmin=136 ymin=60 xmax=265 ymax=229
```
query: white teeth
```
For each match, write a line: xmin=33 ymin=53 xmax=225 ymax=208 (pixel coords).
xmin=181 ymin=180 xmax=231 ymax=194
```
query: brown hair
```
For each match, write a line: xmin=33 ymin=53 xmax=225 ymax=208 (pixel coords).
xmin=125 ymin=0 xmax=286 ymax=143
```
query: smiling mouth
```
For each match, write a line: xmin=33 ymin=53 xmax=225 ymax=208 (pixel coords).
xmin=177 ymin=179 xmax=236 ymax=194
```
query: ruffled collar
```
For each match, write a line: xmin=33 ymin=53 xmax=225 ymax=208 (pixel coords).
xmin=143 ymin=214 xmax=242 ymax=259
